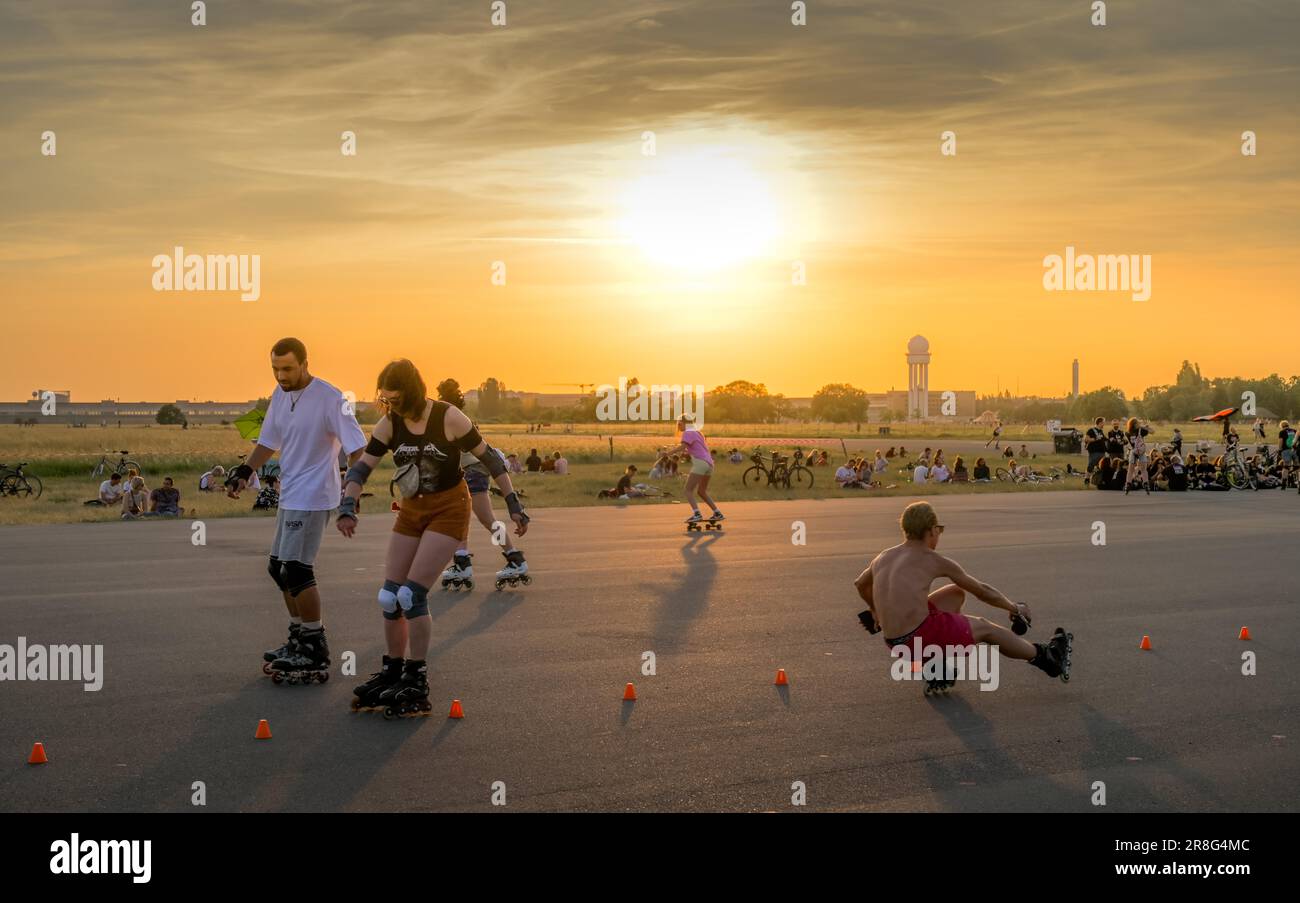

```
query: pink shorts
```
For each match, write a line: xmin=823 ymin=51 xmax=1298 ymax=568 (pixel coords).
xmin=884 ymin=601 xmax=975 ymax=653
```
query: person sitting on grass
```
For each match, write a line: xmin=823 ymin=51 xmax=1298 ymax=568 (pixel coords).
xmin=506 ymin=453 xmax=523 ymax=474
xmin=526 ymin=448 xmax=542 ymax=472
xmin=951 ymin=456 xmax=969 ymax=483
xmin=931 ymin=460 xmax=951 ymax=483
xmin=836 ymin=461 xmax=867 ymax=489
xmin=1109 ymin=456 xmax=1128 ymax=490
xmin=552 ymin=452 xmax=568 ymax=475
xmin=149 ymin=476 xmax=182 ymax=516
xmin=1166 ymin=454 xmax=1189 ymax=492
xmin=972 ymin=457 xmax=991 ymax=482
xmin=540 ymin=453 xmax=556 ymax=473
xmin=198 ymin=465 xmax=226 ymax=492
xmin=86 ymin=472 xmax=125 ymax=506
xmin=598 ymin=464 xmax=646 ymax=499
xmin=120 ymin=477 xmax=149 ymax=520
xmin=912 ymin=460 xmax=929 ymax=484
xmin=649 ymin=451 xmax=671 ymax=479
xmin=885 ymin=446 xmax=897 ymax=458
xmin=1003 ymin=446 xmax=1015 ymax=458
xmin=253 ymin=473 xmax=280 ymax=510
xmin=729 ymin=448 xmax=743 ymax=464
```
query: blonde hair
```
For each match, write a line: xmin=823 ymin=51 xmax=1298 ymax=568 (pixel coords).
xmin=900 ymin=501 xmax=938 ymax=540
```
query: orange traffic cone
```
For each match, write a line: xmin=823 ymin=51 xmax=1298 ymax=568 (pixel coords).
xmin=28 ymin=742 xmax=48 ymax=765
xmin=448 ymin=699 xmax=465 ymax=719
xmin=622 ymin=682 xmax=637 ymax=701
xmin=1139 ymin=635 xmax=1152 ymax=651
xmin=774 ymin=669 xmax=789 ymax=686
xmin=255 ymin=719 xmax=272 ymax=739
xmin=1239 ymin=626 xmax=1251 ymax=641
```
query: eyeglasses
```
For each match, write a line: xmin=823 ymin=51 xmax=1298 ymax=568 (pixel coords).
xmin=934 ymin=524 xmax=945 ymax=534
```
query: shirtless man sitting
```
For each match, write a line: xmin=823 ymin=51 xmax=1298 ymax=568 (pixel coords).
xmin=853 ymin=501 xmax=1071 ymax=683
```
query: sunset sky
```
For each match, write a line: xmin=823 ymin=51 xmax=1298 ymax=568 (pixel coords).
xmin=1 ymin=0 xmax=1296 ymax=403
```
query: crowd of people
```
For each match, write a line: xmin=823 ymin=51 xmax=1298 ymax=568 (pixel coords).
xmin=1084 ymin=416 xmax=1298 ymax=493
xmin=84 ymin=469 xmax=191 ymax=519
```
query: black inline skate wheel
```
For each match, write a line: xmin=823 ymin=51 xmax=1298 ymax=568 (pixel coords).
xmin=271 ymin=672 xmax=284 ymax=684
xmin=463 ymin=579 xmax=473 ymax=590
xmin=521 ymin=575 xmax=532 ymax=585
xmin=383 ymin=706 xmax=397 ymax=720
xmin=495 ymin=579 xmax=505 ymax=590
xmin=317 ymin=671 xmax=329 ymax=683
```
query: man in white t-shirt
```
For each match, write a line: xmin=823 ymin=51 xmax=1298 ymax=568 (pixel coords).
xmin=913 ymin=463 xmax=930 ymax=484
xmin=97 ymin=473 xmax=125 ymax=505
xmin=226 ymin=337 xmax=367 ymax=681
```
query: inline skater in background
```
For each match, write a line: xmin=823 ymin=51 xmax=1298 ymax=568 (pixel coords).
xmin=435 ymin=378 xmax=531 ymax=590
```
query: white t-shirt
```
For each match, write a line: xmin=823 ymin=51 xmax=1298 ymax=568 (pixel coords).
xmin=873 ymin=457 xmax=888 ymax=473
xmin=257 ymin=377 xmax=366 ymax=511
xmin=932 ymin=464 xmax=950 ymax=483
xmin=835 ymin=466 xmax=857 ymax=485
xmin=100 ymin=479 xmax=124 ymax=502
xmin=913 ymin=464 xmax=929 ymax=484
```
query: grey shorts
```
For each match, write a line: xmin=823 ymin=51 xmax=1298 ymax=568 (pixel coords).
xmin=270 ymin=508 xmax=330 ymax=564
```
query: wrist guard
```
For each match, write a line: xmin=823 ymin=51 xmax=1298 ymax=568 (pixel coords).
xmin=338 ymin=495 xmax=359 ymax=521
xmin=504 ymin=491 xmax=528 ymax=522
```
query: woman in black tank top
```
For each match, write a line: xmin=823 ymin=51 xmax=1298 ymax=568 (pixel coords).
xmin=387 ymin=399 xmax=463 ymax=495
xmin=336 ymin=358 xmax=530 ymax=719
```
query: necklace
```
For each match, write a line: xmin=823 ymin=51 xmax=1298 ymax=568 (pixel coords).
xmin=289 ymin=385 xmax=306 ymax=411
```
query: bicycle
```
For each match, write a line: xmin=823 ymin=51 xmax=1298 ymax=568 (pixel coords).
xmin=995 ymin=465 xmax=1063 ymax=485
xmin=0 ymin=462 xmax=43 ymax=499
xmin=1220 ymin=440 xmax=1253 ymax=490
xmin=91 ymin=450 xmax=140 ymax=479
xmin=743 ymin=449 xmax=814 ymax=489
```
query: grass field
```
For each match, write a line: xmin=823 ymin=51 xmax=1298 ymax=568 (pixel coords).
xmin=0 ymin=420 xmax=1234 ymax=525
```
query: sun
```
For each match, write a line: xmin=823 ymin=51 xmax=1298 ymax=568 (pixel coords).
xmin=620 ymin=150 xmax=781 ymax=271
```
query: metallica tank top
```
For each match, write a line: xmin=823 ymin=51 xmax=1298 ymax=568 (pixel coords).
xmin=387 ymin=400 xmax=463 ymax=494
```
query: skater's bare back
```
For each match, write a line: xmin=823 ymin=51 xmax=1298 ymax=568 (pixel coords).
xmin=862 ymin=543 xmax=950 ymax=637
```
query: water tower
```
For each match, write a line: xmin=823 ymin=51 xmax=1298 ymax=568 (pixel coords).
xmin=906 ymin=335 xmax=931 ymax=420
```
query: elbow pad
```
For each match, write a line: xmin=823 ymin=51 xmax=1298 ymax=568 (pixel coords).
xmin=478 ymin=446 xmax=508 ymax=478
xmin=344 ymin=460 xmax=373 ymax=487
xmin=454 ymin=426 xmax=484 ymax=453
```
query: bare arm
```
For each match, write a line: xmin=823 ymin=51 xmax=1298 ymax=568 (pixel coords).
xmin=936 ymin=555 xmax=1018 ymax=614
xmin=342 ymin=417 xmax=390 ymax=504
xmin=853 ymin=564 xmax=877 ymax=618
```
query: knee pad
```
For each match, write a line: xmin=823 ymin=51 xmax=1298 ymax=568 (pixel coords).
xmin=267 ymin=557 xmax=288 ymax=591
xmin=378 ymin=579 xmax=402 ymax=621
xmin=282 ymin=560 xmax=316 ymax=597
xmin=397 ymin=580 xmax=430 ymax=619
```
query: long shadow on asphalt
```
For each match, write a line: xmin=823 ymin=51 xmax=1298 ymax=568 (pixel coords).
xmin=919 ymin=692 xmax=1057 ymax=810
xmin=647 ymin=532 xmax=719 ymax=651
xmin=1074 ymin=702 xmax=1229 ymax=809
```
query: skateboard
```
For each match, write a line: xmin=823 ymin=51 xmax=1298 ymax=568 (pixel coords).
xmin=686 ymin=517 xmax=723 ymax=533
